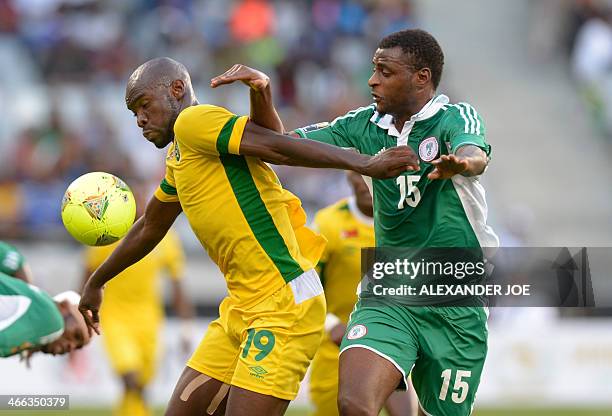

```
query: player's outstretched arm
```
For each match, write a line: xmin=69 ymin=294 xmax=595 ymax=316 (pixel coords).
xmin=210 ymin=64 xmax=283 ymax=133
xmin=79 ymin=196 xmax=182 ymax=334
xmin=240 ymin=121 xmax=419 ymax=179
xmin=428 ymin=145 xmax=488 ymax=180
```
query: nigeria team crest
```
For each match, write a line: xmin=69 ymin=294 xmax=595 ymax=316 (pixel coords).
xmin=347 ymin=324 xmax=367 ymax=340
xmin=419 ymin=136 xmax=439 ymax=162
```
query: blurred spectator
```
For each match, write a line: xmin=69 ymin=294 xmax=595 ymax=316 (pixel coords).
xmin=0 ymin=0 xmax=18 ymax=32
xmin=571 ymin=4 xmax=612 ymax=136
xmin=564 ymin=0 xmax=602 ymax=55
xmin=230 ymin=0 xmax=275 ymax=42
xmin=0 ymin=170 xmax=23 ymax=238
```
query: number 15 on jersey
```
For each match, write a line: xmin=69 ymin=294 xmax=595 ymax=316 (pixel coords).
xmin=396 ymin=175 xmax=421 ymax=209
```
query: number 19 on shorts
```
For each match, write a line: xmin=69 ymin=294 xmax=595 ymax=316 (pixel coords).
xmin=439 ymin=369 xmax=471 ymax=404
xmin=242 ymin=329 xmax=275 ymax=361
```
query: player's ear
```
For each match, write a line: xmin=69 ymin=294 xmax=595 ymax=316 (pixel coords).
xmin=415 ymin=68 xmax=431 ymax=88
xmin=170 ymin=79 xmax=186 ymax=100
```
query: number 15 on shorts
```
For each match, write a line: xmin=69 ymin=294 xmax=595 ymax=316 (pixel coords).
xmin=439 ymin=369 xmax=471 ymax=404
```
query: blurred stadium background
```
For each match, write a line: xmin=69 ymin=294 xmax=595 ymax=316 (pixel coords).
xmin=1 ymin=0 xmax=612 ymax=414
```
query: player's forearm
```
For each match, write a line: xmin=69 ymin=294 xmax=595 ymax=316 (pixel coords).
xmin=271 ymin=136 xmax=370 ymax=172
xmin=241 ymin=123 xmax=370 ymax=173
xmin=87 ymin=217 xmax=163 ymax=289
xmin=456 ymin=145 xmax=488 ymax=176
xmin=249 ymin=85 xmax=284 ymax=133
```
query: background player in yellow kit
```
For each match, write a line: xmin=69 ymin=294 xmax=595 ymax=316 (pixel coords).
xmin=79 ymin=59 xmax=419 ymax=416
xmin=83 ymin=184 xmax=194 ymax=416
xmin=309 ymin=172 xmax=413 ymax=416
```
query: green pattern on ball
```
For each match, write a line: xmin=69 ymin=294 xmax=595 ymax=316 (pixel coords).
xmin=61 ymin=172 xmax=136 ymax=246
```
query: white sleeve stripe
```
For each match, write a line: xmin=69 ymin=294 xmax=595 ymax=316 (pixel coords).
xmin=459 ymin=103 xmax=477 ymax=135
xmin=459 ymin=102 xmax=481 ymax=135
xmin=331 ymin=105 xmax=375 ymax=126
xmin=468 ymin=104 xmax=478 ymax=135
xmin=464 ymin=103 xmax=480 ymax=135
xmin=452 ymin=104 xmax=471 ymax=134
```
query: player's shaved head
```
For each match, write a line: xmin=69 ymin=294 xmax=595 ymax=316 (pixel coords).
xmin=125 ymin=57 xmax=198 ymax=149
xmin=126 ymin=57 xmax=192 ymax=106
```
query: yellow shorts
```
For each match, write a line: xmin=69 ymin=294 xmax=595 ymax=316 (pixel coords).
xmin=309 ymin=336 xmax=341 ymax=416
xmin=188 ymin=269 xmax=326 ymax=400
xmin=100 ymin=317 xmax=160 ymax=385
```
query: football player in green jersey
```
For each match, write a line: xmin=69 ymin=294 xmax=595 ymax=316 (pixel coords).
xmin=217 ymin=29 xmax=498 ymax=416
xmin=299 ymin=29 xmax=497 ymax=416
xmin=0 ymin=242 xmax=91 ymax=359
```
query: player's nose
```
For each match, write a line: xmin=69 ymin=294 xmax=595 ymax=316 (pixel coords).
xmin=136 ymin=112 xmax=148 ymax=128
xmin=368 ymin=72 xmax=378 ymax=87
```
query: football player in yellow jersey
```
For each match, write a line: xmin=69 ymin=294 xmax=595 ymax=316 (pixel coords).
xmin=309 ymin=172 xmax=414 ymax=416
xmin=79 ymin=58 xmax=419 ymax=416
xmin=83 ymin=222 xmax=193 ymax=416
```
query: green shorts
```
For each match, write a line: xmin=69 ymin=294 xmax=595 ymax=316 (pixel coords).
xmin=340 ymin=303 xmax=488 ymax=416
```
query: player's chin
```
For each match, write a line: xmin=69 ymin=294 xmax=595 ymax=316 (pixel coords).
xmin=153 ymin=135 xmax=172 ymax=149
xmin=374 ymin=101 xmax=387 ymax=114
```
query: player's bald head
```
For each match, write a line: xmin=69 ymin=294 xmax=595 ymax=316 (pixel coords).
xmin=125 ymin=57 xmax=198 ymax=149
xmin=125 ymin=57 xmax=192 ymax=105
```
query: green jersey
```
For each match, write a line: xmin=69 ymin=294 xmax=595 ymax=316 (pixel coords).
xmin=0 ymin=273 xmax=64 ymax=357
xmin=296 ymin=94 xmax=498 ymax=249
xmin=0 ymin=242 xmax=25 ymax=276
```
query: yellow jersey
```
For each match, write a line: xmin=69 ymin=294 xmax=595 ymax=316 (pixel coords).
xmin=313 ymin=197 xmax=374 ymax=323
xmin=84 ymin=229 xmax=185 ymax=324
xmin=154 ymin=104 xmax=325 ymax=308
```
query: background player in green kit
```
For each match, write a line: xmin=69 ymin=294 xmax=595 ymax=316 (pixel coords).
xmin=0 ymin=242 xmax=91 ymax=359
xmin=0 ymin=241 xmax=33 ymax=284
xmin=292 ymin=30 xmax=499 ymax=416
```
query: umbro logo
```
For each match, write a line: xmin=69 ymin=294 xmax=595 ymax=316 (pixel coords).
xmin=248 ymin=366 xmax=268 ymax=379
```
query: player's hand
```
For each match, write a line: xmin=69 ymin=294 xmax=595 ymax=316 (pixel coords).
xmin=78 ymin=283 xmax=103 ymax=336
xmin=329 ymin=323 xmax=347 ymax=346
xmin=363 ymin=146 xmax=420 ymax=179
xmin=210 ymin=64 xmax=270 ymax=91
xmin=427 ymin=154 xmax=469 ymax=180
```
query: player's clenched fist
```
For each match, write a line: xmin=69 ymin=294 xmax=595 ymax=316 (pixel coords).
xmin=210 ymin=64 xmax=270 ymax=91
xmin=362 ymin=146 xmax=420 ymax=179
